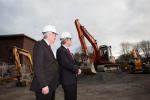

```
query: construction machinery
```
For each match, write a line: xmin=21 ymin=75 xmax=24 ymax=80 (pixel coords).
xmin=75 ymin=19 xmax=119 ymax=74
xmin=128 ymin=49 xmax=149 ymax=73
xmin=12 ymin=46 xmax=33 ymax=86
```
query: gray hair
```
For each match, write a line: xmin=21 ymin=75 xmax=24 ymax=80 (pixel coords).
xmin=60 ymin=38 xmax=67 ymax=45
xmin=43 ymin=32 xmax=52 ymax=39
xmin=60 ymin=38 xmax=72 ymax=45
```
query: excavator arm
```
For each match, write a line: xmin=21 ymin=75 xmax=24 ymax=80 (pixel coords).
xmin=75 ymin=19 xmax=101 ymax=64
xmin=75 ymin=19 xmax=100 ymax=74
xmin=80 ymin=26 xmax=101 ymax=62
xmin=12 ymin=46 xmax=33 ymax=86
xmin=75 ymin=19 xmax=88 ymax=56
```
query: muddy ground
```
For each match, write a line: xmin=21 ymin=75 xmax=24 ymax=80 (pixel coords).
xmin=0 ymin=71 xmax=150 ymax=100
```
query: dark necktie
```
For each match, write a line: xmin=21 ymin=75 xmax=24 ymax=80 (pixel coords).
xmin=67 ymin=48 xmax=74 ymax=60
xmin=67 ymin=48 xmax=75 ymax=62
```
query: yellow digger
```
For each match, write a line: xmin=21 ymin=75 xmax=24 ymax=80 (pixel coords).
xmin=12 ymin=46 xmax=33 ymax=86
xmin=128 ymin=49 xmax=149 ymax=73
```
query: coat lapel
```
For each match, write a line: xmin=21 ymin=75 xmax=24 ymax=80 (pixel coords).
xmin=61 ymin=46 xmax=75 ymax=63
xmin=42 ymin=40 xmax=55 ymax=59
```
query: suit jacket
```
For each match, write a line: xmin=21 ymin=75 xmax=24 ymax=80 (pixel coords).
xmin=30 ymin=39 xmax=59 ymax=92
xmin=56 ymin=46 xmax=79 ymax=85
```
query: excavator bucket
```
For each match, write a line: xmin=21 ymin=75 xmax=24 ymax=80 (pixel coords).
xmin=80 ymin=59 xmax=97 ymax=74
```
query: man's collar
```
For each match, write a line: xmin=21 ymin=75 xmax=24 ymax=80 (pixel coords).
xmin=44 ymin=39 xmax=50 ymax=46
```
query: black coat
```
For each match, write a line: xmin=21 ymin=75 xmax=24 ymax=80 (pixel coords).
xmin=56 ymin=46 xmax=79 ymax=85
xmin=30 ymin=40 xmax=59 ymax=92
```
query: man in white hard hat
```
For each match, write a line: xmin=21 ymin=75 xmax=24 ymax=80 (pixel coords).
xmin=56 ymin=32 xmax=81 ymax=100
xmin=30 ymin=25 xmax=59 ymax=100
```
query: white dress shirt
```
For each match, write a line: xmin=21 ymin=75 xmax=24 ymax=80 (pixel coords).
xmin=44 ymin=39 xmax=50 ymax=46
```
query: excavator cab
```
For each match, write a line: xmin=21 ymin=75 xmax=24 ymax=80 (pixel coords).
xmin=99 ymin=45 xmax=115 ymax=64
xmin=99 ymin=45 xmax=110 ymax=62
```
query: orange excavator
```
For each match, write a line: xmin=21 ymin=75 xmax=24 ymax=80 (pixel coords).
xmin=75 ymin=19 xmax=119 ymax=74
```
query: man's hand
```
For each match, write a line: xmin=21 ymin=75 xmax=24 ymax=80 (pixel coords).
xmin=78 ymin=69 xmax=82 ymax=75
xmin=42 ymin=86 xmax=49 ymax=95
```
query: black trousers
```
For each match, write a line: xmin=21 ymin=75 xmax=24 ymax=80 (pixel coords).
xmin=62 ymin=84 xmax=77 ymax=100
xmin=35 ymin=89 xmax=55 ymax=100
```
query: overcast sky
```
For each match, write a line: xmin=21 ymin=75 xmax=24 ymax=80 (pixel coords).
xmin=0 ymin=0 xmax=150 ymax=57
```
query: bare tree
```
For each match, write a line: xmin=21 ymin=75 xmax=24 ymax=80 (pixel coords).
xmin=74 ymin=46 xmax=93 ymax=66
xmin=138 ymin=40 xmax=150 ymax=58
xmin=120 ymin=42 xmax=133 ymax=55
xmin=133 ymin=43 xmax=140 ymax=51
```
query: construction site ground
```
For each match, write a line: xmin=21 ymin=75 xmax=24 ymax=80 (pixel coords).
xmin=0 ymin=71 xmax=150 ymax=100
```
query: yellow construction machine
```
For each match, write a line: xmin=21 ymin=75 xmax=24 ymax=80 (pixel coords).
xmin=12 ymin=46 xmax=33 ymax=86
xmin=128 ymin=49 xmax=149 ymax=73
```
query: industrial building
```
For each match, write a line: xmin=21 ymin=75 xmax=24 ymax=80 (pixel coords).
xmin=0 ymin=34 xmax=36 ymax=64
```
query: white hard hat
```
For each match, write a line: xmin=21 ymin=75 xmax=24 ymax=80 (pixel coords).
xmin=42 ymin=25 xmax=58 ymax=35
xmin=60 ymin=32 xmax=72 ymax=40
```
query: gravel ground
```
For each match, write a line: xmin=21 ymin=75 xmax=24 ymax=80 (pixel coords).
xmin=0 ymin=72 xmax=150 ymax=100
